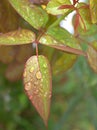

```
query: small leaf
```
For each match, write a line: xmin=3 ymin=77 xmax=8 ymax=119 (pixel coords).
xmin=8 ymin=0 xmax=49 ymax=29
xmin=23 ymin=55 xmax=52 ymax=126
xmin=87 ymin=41 xmax=97 ymax=73
xmin=0 ymin=29 xmax=35 ymax=45
xmin=52 ymin=52 xmax=77 ymax=75
xmin=46 ymin=0 xmax=71 ymax=15
xmin=77 ymin=3 xmax=92 ymax=31
xmin=90 ymin=0 xmax=97 ymax=24
xmin=39 ymin=27 xmax=85 ymax=56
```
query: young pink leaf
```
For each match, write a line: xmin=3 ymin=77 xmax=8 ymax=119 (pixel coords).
xmin=58 ymin=5 xmax=74 ymax=10
xmin=23 ymin=55 xmax=52 ymax=126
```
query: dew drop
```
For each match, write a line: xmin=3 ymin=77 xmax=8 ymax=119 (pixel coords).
xmin=43 ymin=64 xmax=47 ymax=68
xmin=36 ymin=71 xmax=42 ymax=79
xmin=25 ymin=82 xmax=31 ymax=91
xmin=29 ymin=67 xmax=34 ymax=73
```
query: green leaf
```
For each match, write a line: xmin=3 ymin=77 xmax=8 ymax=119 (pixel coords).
xmin=87 ymin=41 xmax=97 ymax=73
xmin=8 ymin=0 xmax=49 ymax=29
xmin=39 ymin=27 xmax=85 ymax=55
xmin=90 ymin=0 xmax=97 ymax=24
xmin=0 ymin=29 xmax=35 ymax=45
xmin=46 ymin=0 xmax=71 ymax=15
xmin=23 ymin=55 xmax=52 ymax=126
xmin=77 ymin=3 xmax=92 ymax=31
xmin=52 ymin=52 xmax=77 ymax=75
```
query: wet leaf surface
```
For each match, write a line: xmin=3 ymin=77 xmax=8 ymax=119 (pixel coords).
xmin=8 ymin=0 xmax=49 ymax=29
xmin=23 ymin=55 xmax=52 ymax=126
xmin=39 ymin=27 xmax=85 ymax=56
xmin=0 ymin=29 xmax=35 ymax=45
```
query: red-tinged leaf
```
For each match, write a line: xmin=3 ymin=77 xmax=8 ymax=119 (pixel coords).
xmin=77 ymin=3 xmax=92 ymax=31
xmin=0 ymin=29 xmax=35 ymax=45
xmin=87 ymin=42 xmax=97 ymax=73
xmin=23 ymin=55 xmax=52 ymax=126
xmin=46 ymin=0 xmax=71 ymax=15
xmin=8 ymin=0 xmax=48 ymax=29
xmin=39 ymin=27 xmax=86 ymax=56
xmin=73 ymin=0 xmax=79 ymax=5
xmin=58 ymin=5 xmax=74 ymax=10
xmin=74 ymin=13 xmax=80 ymax=35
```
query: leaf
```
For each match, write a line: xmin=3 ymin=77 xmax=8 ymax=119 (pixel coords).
xmin=89 ymin=0 xmax=97 ymax=24
xmin=0 ymin=29 xmax=35 ymax=45
xmin=39 ymin=27 xmax=86 ymax=56
xmin=52 ymin=52 xmax=77 ymax=75
xmin=77 ymin=3 xmax=92 ymax=31
xmin=8 ymin=0 xmax=49 ymax=29
xmin=23 ymin=55 xmax=52 ymax=126
xmin=87 ymin=41 xmax=97 ymax=73
xmin=46 ymin=0 xmax=71 ymax=15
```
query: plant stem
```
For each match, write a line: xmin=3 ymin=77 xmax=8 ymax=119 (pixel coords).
xmin=48 ymin=10 xmax=73 ymax=29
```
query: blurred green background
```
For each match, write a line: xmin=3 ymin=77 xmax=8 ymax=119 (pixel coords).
xmin=0 ymin=56 xmax=97 ymax=130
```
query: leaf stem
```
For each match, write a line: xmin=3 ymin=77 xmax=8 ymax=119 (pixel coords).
xmin=48 ymin=10 xmax=73 ymax=29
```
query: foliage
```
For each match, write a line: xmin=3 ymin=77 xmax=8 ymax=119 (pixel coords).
xmin=0 ymin=0 xmax=97 ymax=128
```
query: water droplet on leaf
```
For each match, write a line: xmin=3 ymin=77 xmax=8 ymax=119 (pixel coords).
xmin=25 ymin=82 xmax=31 ymax=91
xmin=36 ymin=71 xmax=42 ymax=79
xmin=30 ymin=67 xmax=34 ymax=73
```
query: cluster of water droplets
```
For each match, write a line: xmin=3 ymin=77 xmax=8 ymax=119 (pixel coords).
xmin=23 ymin=56 xmax=52 ymax=105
